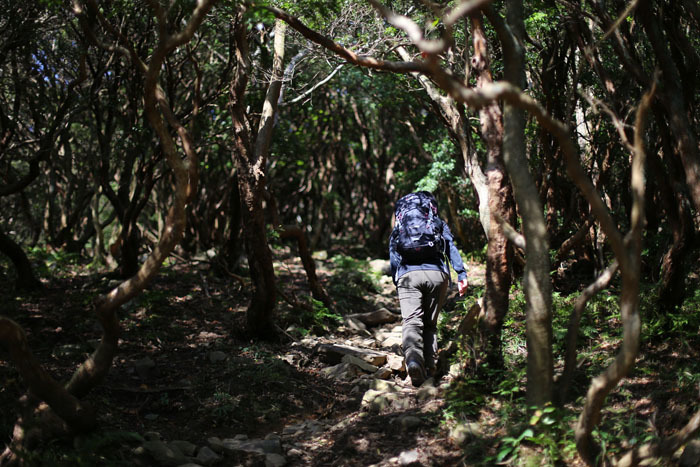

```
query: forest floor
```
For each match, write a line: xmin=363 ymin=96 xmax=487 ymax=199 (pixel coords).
xmin=1 ymin=246 xmax=700 ymax=466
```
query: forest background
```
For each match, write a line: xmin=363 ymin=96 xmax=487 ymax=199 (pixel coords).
xmin=1 ymin=0 xmax=700 ymax=465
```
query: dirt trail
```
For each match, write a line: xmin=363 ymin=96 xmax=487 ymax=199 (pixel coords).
xmin=0 ymin=257 xmax=486 ymax=466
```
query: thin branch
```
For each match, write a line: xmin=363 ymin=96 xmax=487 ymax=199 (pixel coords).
xmin=556 ymin=261 xmax=619 ymax=403
xmin=581 ymin=92 xmax=634 ymax=152
xmin=283 ymin=63 xmax=345 ymax=105
xmin=599 ymin=0 xmax=640 ymax=43
xmin=493 ymin=212 xmax=525 ymax=250
xmin=260 ymin=4 xmax=427 ymax=73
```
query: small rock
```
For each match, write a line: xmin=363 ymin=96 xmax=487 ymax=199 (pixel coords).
xmin=312 ymin=250 xmax=328 ymax=260
xmin=342 ymin=354 xmax=378 ymax=373
xmin=361 ymin=389 xmax=400 ymax=413
xmin=344 ymin=317 xmax=368 ymax=332
xmin=316 ymin=343 xmax=388 ymax=366
xmin=391 ymin=398 xmax=412 ymax=411
xmin=394 ymin=415 xmax=422 ymax=431
xmin=370 ymin=379 xmax=401 ymax=393
xmin=398 ymin=449 xmax=420 ymax=466
xmin=374 ymin=367 xmax=393 ymax=379
xmin=320 ymin=362 xmax=361 ymax=381
xmin=346 ymin=308 xmax=399 ymax=326
xmin=369 ymin=259 xmax=391 ymax=275
xmin=305 ymin=421 xmax=326 ymax=434
xmin=387 ymin=354 xmax=405 ymax=372
xmin=169 ymin=440 xmax=197 ymax=456
xmin=218 ymin=437 xmax=283 ymax=456
xmin=416 ymin=381 xmax=439 ymax=400
xmin=207 ymin=437 xmax=224 ymax=453
xmin=379 ymin=334 xmax=403 ymax=352
xmin=208 ymin=351 xmax=228 ymax=363
xmin=195 ymin=446 xmax=221 ymax=466
xmin=265 ymin=453 xmax=287 ymax=467
xmin=448 ymin=362 xmax=462 ymax=378
xmin=282 ymin=423 xmax=305 ymax=436
xmin=449 ymin=422 xmax=483 ymax=444
xmin=134 ymin=356 xmax=156 ymax=379
xmin=142 ymin=439 xmax=189 ymax=466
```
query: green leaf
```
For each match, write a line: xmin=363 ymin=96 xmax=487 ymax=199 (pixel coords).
xmin=496 ymin=446 xmax=513 ymax=462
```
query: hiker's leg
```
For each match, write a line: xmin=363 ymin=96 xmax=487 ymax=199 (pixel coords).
xmin=422 ymin=270 xmax=449 ymax=374
xmin=397 ymin=271 xmax=425 ymax=366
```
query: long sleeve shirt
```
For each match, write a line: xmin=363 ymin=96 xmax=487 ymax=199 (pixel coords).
xmin=389 ymin=219 xmax=467 ymax=285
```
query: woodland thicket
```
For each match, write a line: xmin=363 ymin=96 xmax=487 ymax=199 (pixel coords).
xmin=1 ymin=0 xmax=700 ymax=465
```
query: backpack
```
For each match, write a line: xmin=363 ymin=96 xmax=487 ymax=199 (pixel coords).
xmin=393 ymin=192 xmax=445 ymax=264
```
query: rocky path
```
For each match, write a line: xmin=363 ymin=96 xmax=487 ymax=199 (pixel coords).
xmin=135 ymin=261 xmax=484 ymax=466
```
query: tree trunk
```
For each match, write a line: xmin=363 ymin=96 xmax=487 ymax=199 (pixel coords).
xmin=229 ymin=12 xmax=284 ymax=339
xmin=486 ymin=0 xmax=554 ymax=407
xmin=280 ymin=226 xmax=332 ymax=309
xmin=649 ymin=151 xmax=693 ymax=311
xmin=557 ymin=261 xmax=618 ymax=404
xmin=470 ymin=12 xmax=515 ymax=364
xmin=575 ymin=80 xmax=655 ymax=467
xmin=637 ymin=3 xmax=700 ymax=215
xmin=0 ymin=229 xmax=41 ymax=291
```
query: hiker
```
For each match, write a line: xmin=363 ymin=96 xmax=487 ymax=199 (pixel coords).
xmin=389 ymin=191 xmax=468 ymax=387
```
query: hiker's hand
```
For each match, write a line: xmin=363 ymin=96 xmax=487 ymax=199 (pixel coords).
xmin=458 ymin=278 xmax=468 ymax=296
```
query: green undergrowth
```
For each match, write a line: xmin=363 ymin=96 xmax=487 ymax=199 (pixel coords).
xmin=15 ymin=431 xmax=143 ymax=467
xmin=279 ymin=253 xmax=380 ymax=336
xmin=441 ymin=281 xmax=700 ymax=465
xmin=326 ymin=254 xmax=381 ymax=312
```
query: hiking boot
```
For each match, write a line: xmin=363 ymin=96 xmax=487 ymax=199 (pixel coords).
xmin=406 ymin=359 xmax=426 ymax=387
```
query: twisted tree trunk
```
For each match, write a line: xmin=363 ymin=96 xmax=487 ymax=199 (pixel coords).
xmin=229 ymin=13 xmax=285 ymax=338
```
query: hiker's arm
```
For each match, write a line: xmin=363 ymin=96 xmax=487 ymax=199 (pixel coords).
xmin=389 ymin=229 xmax=401 ymax=285
xmin=442 ymin=223 xmax=467 ymax=283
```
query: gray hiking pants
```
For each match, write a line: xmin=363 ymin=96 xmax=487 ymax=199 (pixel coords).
xmin=396 ymin=270 xmax=449 ymax=370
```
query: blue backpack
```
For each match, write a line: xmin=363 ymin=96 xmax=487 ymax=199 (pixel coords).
xmin=393 ymin=192 xmax=445 ymax=264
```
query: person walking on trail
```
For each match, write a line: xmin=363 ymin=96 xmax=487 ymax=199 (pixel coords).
xmin=389 ymin=191 xmax=468 ymax=387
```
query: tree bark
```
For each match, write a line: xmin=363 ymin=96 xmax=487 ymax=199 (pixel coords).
xmin=0 ymin=318 xmax=96 ymax=432
xmin=487 ymin=0 xmax=554 ymax=407
xmin=229 ymin=12 xmax=284 ymax=338
xmin=470 ymin=12 xmax=515 ymax=363
xmin=557 ymin=261 xmax=618 ymax=404
xmin=637 ymin=3 xmax=700 ymax=215
xmin=574 ymin=79 xmax=655 ymax=467
xmin=0 ymin=229 xmax=41 ymax=291
xmin=279 ymin=225 xmax=332 ymax=309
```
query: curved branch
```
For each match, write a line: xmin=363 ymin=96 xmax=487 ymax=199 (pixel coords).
xmin=282 ymin=63 xmax=345 ymax=105
xmin=66 ymin=0 xmax=210 ymax=398
xmin=493 ymin=212 xmax=525 ymax=250
xmin=574 ymin=76 xmax=656 ymax=467
xmin=0 ymin=318 xmax=96 ymax=432
xmin=556 ymin=261 xmax=618 ymax=403
xmin=616 ymin=409 xmax=700 ymax=467
xmin=261 ymin=5 xmax=426 ymax=73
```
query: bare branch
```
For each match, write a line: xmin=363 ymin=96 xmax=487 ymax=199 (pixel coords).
xmin=556 ymin=261 xmax=619 ymax=402
xmin=599 ymin=0 xmax=640 ymax=43
xmin=0 ymin=317 xmax=96 ymax=432
xmin=493 ymin=212 xmax=525 ymax=250
xmin=284 ymin=64 xmax=345 ymax=105
xmin=445 ymin=0 xmax=495 ymax=28
xmin=261 ymin=5 xmax=427 ymax=73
